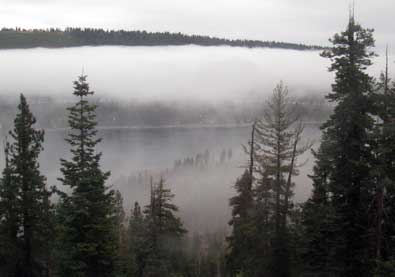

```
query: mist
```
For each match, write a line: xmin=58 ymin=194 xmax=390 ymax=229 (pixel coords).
xmin=0 ymin=46 xmax=334 ymax=102
xmin=0 ymin=45 xmax=391 ymax=233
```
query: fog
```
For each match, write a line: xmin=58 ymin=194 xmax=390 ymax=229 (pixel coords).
xmin=29 ymin=124 xmax=319 ymax=233
xmin=0 ymin=45 xmax=391 ymax=232
xmin=0 ymin=46 xmax=334 ymax=102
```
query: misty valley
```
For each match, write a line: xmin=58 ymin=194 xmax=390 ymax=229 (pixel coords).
xmin=1 ymin=12 xmax=395 ymax=277
xmin=0 ymin=46 xmax=328 ymax=234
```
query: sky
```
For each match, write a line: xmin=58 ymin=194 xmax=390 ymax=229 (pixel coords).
xmin=0 ymin=0 xmax=395 ymax=48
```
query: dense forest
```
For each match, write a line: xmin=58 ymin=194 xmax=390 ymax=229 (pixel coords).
xmin=0 ymin=27 xmax=325 ymax=50
xmin=2 ymin=13 xmax=395 ymax=277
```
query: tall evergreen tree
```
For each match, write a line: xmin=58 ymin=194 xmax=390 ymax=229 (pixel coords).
xmin=253 ymin=82 xmax=310 ymax=277
xmin=0 ymin=140 xmax=19 ymax=275
xmin=0 ymin=94 xmax=52 ymax=276
xmin=57 ymin=75 xmax=117 ymax=277
xmin=303 ymin=14 xmax=376 ymax=276
xmin=226 ymin=123 xmax=256 ymax=277
xmin=227 ymin=83 xmax=310 ymax=277
xmin=369 ymin=48 xmax=395 ymax=272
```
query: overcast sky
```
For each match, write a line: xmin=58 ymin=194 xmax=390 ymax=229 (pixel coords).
xmin=0 ymin=0 xmax=394 ymax=48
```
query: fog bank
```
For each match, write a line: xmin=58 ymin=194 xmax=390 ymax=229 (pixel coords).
xmin=0 ymin=46 xmax=334 ymax=102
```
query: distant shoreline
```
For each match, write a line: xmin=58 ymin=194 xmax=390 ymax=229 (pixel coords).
xmin=42 ymin=122 xmax=322 ymax=132
xmin=0 ymin=27 xmax=327 ymax=51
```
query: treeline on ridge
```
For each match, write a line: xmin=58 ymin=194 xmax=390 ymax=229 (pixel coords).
xmin=0 ymin=27 xmax=325 ymax=50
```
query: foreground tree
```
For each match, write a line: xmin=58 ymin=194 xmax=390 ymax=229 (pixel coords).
xmin=226 ymin=170 xmax=255 ymax=276
xmin=227 ymin=83 xmax=310 ymax=277
xmin=303 ymin=14 xmax=376 ymax=276
xmin=254 ymin=83 xmax=310 ymax=277
xmin=370 ymin=48 xmax=395 ymax=274
xmin=128 ymin=202 xmax=146 ymax=277
xmin=226 ymin=123 xmax=256 ymax=276
xmin=143 ymin=177 xmax=187 ymax=276
xmin=0 ymin=94 xmax=52 ymax=276
xmin=0 ymin=141 xmax=19 ymax=275
xmin=57 ymin=75 xmax=117 ymax=276
xmin=302 ymin=135 xmax=338 ymax=276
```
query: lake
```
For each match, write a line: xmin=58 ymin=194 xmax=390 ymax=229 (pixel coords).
xmin=37 ymin=125 xmax=320 ymax=231
xmin=0 ymin=44 xmax=370 ymax=231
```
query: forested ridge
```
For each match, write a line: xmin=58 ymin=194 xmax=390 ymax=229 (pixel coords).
xmin=0 ymin=27 xmax=325 ymax=50
xmin=2 ymin=13 xmax=395 ymax=277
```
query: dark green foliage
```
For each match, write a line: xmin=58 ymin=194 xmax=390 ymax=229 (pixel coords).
xmin=226 ymin=170 xmax=255 ymax=276
xmin=302 ymin=136 xmax=338 ymax=276
xmin=303 ymin=15 xmax=376 ymax=276
xmin=0 ymin=141 xmax=19 ymax=275
xmin=113 ymin=191 xmax=128 ymax=276
xmin=142 ymin=178 xmax=187 ymax=277
xmin=253 ymin=84 xmax=310 ymax=277
xmin=56 ymin=75 xmax=118 ymax=277
xmin=128 ymin=202 xmax=146 ymax=277
xmin=0 ymin=94 xmax=52 ymax=276
xmin=227 ymin=83 xmax=310 ymax=277
xmin=0 ymin=27 xmax=325 ymax=51
xmin=373 ymin=260 xmax=395 ymax=277
xmin=253 ymin=84 xmax=296 ymax=277
xmin=369 ymin=51 xmax=395 ymax=269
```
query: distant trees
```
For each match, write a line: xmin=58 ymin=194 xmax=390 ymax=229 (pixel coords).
xmin=0 ymin=27 xmax=324 ymax=50
xmin=0 ymin=94 xmax=52 ymax=276
xmin=0 ymin=93 xmax=331 ymax=131
xmin=173 ymin=148 xmax=233 ymax=170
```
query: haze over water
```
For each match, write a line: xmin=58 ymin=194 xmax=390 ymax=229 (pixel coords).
xmin=0 ymin=45 xmax=389 ymax=231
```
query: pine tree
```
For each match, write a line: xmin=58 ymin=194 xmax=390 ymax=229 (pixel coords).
xmin=302 ymin=135 xmax=338 ymax=276
xmin=226 ymin=123 xmax=256 ymax=277
xmin=226 ymin=170 xmax=255 ymax=276
xmin=370 ymin=48 xmax=395 ymax=271
xmin=0 ymin=94 xmax=52 ymax=276
xmin=304 ymin=14 xmax=376 ymax=276
xmin=113 ymin=190 xmax=127 ymax=276
xmin=128 ymin=201 xmax=146 ymax=277
xmin=57 ymin=75 xmax=117 ymax=277
xmin=226 ymin=84 xmax=310 ymax=277
xmin=143 ymin=177 xmax=187 ymax=276
xmin=0 ymin=140 xmax=19 ymax=275
xmin=253 ymin=82 xmax=310 ymax=277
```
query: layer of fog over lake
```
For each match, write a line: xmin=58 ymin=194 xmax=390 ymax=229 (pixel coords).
xmin=0 ymin=45 xmax=390 ymax=233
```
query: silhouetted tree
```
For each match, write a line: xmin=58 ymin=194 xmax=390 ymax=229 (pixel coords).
xmin=303 ymin=13 xmax=376 ymax=276
xmin=57 ymin=75 xmax=117 ymax=276
xmin=0 ymin=94 xmax=52 ymax=276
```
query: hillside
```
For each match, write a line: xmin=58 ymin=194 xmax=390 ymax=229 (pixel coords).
xmin=0 ymin=27 xmax=325 ymax=50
